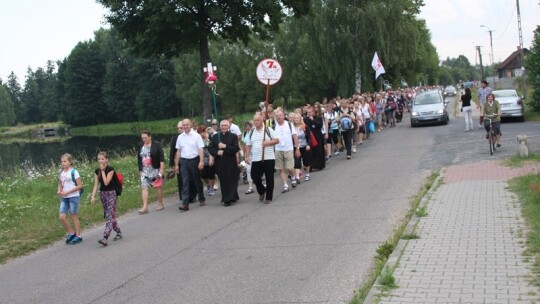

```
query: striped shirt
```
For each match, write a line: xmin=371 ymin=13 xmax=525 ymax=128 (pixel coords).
xmin=246 ymin=126 xmax=277 ymax=162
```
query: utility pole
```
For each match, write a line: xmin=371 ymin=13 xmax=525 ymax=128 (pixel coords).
xmin=476 ymin=46 xmax=485 ymax=81
xmin=516 ymin=0 xmax=527 ymax=98
xmin=480 ymin=25 xmax=495 ymax=65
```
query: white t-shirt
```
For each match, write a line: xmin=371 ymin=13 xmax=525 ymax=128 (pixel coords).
xmin=230 ymin=123 xmax=242 ymax=137
xmin=274 ymin=121 xmax=296 ymax=152
xmin=176 ymin=129 xmax=204 ymax=159
xmin=59 ymin=168 xmax=80 ymax=198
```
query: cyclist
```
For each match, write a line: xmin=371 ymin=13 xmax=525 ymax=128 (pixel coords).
xmin=481 ymin=93 xmax=502 ymax=147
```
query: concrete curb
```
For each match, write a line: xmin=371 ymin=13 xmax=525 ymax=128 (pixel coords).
xmin=362 ymin=171 xmax=444 ymax=304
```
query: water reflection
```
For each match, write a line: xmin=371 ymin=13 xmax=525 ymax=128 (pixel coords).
xmin=0 ymin=134 xmax=171 ymax=172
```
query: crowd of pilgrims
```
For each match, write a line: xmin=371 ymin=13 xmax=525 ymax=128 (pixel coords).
xmin=164 ymin=86 xmax=435 ymax=210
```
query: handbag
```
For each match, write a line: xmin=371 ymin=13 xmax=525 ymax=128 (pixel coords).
xmin=309 ymin=129 xmax=318 ymax=148
xmin=369 ymin=121 xmax=375 ymax=133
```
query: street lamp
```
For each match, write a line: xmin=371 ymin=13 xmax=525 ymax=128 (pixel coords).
xmin=480 ymin=25 xmax=494 ymax=65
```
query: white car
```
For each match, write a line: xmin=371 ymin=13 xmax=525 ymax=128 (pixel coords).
xmin=492 ymin=90 xmax=525 ymax=122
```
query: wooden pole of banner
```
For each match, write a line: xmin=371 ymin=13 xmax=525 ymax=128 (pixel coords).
xmin=262 ymin=79 xmax=270 ymax=161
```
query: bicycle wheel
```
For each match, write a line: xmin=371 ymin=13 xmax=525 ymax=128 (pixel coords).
xmin=488 ymin=132 xmax=494 ymax=155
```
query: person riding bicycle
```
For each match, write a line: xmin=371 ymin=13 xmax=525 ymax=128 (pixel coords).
xmin=481 ymin=93 xmax=502 ymax=147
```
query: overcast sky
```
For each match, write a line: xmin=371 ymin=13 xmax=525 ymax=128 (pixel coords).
xmin=1 ymin=0 xmax=538 ymax=83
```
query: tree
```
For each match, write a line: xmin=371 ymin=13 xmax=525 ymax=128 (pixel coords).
xmin=526 ymin=26 xmax=540 ymax=111
xmin=0 ymin=84 xmax=16 ymax=126
xmin=97 ymin=0 xmax=311 ymax=122
xmin=62 ymin=41 xmax=106 ymax=126
xmin=5 ymin=72 xmax=23 ymax=124
xmin=20 ymin=68 xmax=42 ymax=123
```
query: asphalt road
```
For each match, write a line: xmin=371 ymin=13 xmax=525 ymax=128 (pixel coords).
xmin=1 ymin=96 xmax=538 ymax=304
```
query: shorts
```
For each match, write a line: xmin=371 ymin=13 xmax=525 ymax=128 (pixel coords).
xmin=59 ymin=196 xmax=80 ymax=215
xmin=294 ymin=147 xmax=313 ymax=169
xmin=358 ymin=125 xmax=365 ymax=134
xmin=327 ymin=130 xmax=339 ymax=145
xmin=201 ymin=165 xmax=216 ymax=180
xmin=275 ymin=150 xmax=294 ymax=170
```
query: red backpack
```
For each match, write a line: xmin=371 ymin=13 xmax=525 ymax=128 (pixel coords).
xmin=114 ymin=172 xmax=124 ymax=196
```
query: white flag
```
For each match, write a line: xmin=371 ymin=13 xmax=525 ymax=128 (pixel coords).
xmin=371 ymin=52 xmax=385 ymax=80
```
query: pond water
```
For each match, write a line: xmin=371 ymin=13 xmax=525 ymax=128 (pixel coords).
xmin=0 ymin=134 xmax=174 ymax=172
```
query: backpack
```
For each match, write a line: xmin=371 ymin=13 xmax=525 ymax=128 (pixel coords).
xmin=113 ymin=172 xmax=124 ymax=196
xmin=69 ymin=169 xmax=84 ymax=196
xmin=340 ymin=116 xmax=353 ymax=130
xmin=249 ymin=126 xmax=273 ymax=141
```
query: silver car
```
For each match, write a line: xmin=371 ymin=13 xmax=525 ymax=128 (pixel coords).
xmin=492 ymin=89 xmax=525 ymax=122
xmin=410 ymin=90 xmax=449 ymax=127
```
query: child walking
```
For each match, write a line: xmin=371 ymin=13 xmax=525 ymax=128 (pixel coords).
xmin=57 ymin=153 xmax=83 ymax=245
xmin=91 ymin=152 xmax=122 ymax=246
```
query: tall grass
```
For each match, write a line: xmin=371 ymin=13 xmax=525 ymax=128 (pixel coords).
xmin=0 ymin=150 xmax=178 ymax=264
xmin=509 ymin=172 xmax=540 ymax=286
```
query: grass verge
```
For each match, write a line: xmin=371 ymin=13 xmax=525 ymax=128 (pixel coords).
xmin=502 ymin=153 xmax=540 ymax=168
xmin=0 ymin=150 xmax=179 ymax=264
xmin=349 ymin=170 xmax=439 ymax=304
xmin=508 ymin=166 xmax=540 ymax=286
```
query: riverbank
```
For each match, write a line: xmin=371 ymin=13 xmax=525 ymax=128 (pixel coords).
xmin=0 ymin=152 xmax=178 ymax=264
xmin=70 ymin=113 xmax=255 ymax=136
xmin=0 ymin=122 xmax=67 ymax=139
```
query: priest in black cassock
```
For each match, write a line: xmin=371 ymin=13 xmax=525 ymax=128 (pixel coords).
xmin=208 ymin=120 xmax=240 ymax=207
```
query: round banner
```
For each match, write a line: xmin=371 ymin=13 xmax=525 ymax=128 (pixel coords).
xmin=256 ymin=58 xmax=282 ymax=85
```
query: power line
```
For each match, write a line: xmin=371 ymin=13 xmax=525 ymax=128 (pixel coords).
xmin=494 ymin=3 xmax=516 ymax=40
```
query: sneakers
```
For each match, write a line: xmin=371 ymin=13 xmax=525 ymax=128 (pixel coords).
xmin=207 ymin=189 xmax=215 ymax=196
xmin=352 ymin=147 xmax=357 ymax=153
xmin=347 ymin=156 xmax=351 ymax=160
xmin=113 ymin=233 xmax=122 ymax=241
xmin=281 ymin=186 xmax=289 ymax=193
xmin=65 ymin=233 xmax=75 ymax=244
xmin=291 ymin=179 xmax=297 ymax=188
xmin=213 ymin=185 xmax=219 ymax=191
xmin=304 ymin=175 xmax=310 ymax=181
xmin=245 ymin=188 xmax=254 ymax=194
xmin=334 ymin=151 xmax=340 ymax=156
xmin=69 ymin=236 xmax=83 ymax=245
xmin=478 ymin=124 xmax=483 ymax=128
xmin=98 ymin=239 xmax=108 ymax=246
xmin=264 ymin=200 xmax=272 ymax=204
xmin=259 ymin=194 xmax=265 ymax=202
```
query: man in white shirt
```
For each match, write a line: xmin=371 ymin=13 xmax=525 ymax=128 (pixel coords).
xmin=175 ymin=119 xmax=205 ymax=211
xmin=245 ymin=114 xmax=279 ymax=203
xmin=273 ymin=109 xmax=300 ymax=193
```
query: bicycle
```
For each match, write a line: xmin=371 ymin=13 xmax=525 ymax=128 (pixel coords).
xmin=484 ymin=114 xmax=497 ymax=155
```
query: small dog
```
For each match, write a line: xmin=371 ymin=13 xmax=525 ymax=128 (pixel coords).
xmin=517 ymin=135 xmax=529 ymax=158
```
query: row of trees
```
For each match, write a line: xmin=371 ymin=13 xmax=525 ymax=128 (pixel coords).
xmin=2 ymin=0 xmax=444 ymax=127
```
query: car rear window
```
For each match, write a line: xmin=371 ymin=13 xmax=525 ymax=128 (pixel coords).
xmin=494 ymin=91 xmax=517 ymax=98
xmin=414 ymin=92 xmax=441 ymax=105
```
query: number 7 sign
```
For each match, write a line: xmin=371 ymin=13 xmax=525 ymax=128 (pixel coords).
xmin=256 ymin=58 xmax=283 ymax=85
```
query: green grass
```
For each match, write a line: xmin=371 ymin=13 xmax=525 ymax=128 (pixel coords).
xmin=503 ymin=153 xmax=540 ymax=168
xmin=401 ymin=233 xmax=420 ymax=240
xmin=379 ymin=266 xmax=397 ymax=290
xmin=509 ymin=171 xmax=540 ymax=286
xmin=349 ymin=171 xmax=439 ymax=304
xmin=525 ymin=109 xmax=540 ymax=122
xmin=415 ymin=205 xmax=429 ymax=217
xmin=0 ymin=150 xmax=179 ymax=264
xmin=70 ymin=113 xmax=257 ymax=137
xmin=0 ymin=122 xmax=66 ymax=139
